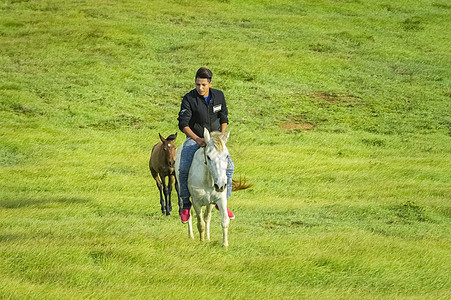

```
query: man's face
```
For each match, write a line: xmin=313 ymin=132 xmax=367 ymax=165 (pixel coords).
xmin=195 ymin=78 xmax=212 ymax=97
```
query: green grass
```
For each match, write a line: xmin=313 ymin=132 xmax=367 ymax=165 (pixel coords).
xmin=1 ymin=0 xmax=450 ymax=299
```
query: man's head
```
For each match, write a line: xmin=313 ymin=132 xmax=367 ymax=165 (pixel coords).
xmin=195 ymin=67 xmax=213 ymax=82
xmin=195 ymin=67 xmax=213 ymax=97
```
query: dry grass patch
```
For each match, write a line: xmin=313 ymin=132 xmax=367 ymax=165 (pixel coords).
xmin=281 ymin=122 xmax=315 ymax=131
xmin=312 ymin=91 xmax=360 ymax=103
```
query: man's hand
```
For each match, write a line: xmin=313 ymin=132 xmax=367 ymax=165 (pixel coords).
xmin=195 ymin=137 xmax=206 ymax=147
xmin=183 ymin=126 xmax=206 ymax=147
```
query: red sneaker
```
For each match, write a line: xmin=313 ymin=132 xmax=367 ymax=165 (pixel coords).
xmin=181 ymin=209 xmax=190 ymax=224
xmin=215 ymin=204 xmax=235 ymax=219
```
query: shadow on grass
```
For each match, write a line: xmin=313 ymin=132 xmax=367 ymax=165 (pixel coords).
xmin=0 ymin=197 xmax=91 ymax=209
xmin=0 ymin=233 xmax=25 ymax=242
xmin=248 ymin=202 xmax=449 ymax=240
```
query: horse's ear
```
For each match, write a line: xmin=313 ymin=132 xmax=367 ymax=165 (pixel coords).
xmin=159 ymin=134 xmax=165 ymax=143
xmin=203 ymin=128 xmax=210 ymax=143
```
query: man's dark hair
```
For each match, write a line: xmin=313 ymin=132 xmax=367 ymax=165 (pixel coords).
xmin=195 ymin=67 xmax=213 ymax=82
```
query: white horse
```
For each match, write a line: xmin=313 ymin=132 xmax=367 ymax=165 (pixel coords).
xmin=175 ymin=128 xmax=231 ymax=247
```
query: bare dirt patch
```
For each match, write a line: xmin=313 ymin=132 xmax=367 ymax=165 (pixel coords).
xmin=281 ymin=122 xmax=315 ymax=131
xmin=312 ymin=91 xmax=360 ymax=103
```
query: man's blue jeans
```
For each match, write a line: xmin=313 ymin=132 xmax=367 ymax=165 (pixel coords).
xmin=178 ymin=137 xmax=234 ymax=209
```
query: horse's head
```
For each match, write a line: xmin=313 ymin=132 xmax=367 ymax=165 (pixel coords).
xmin=159 ymin=133 xmax=177 ymax=169
xmin=203 ymin=128 xmax=230 ymax=193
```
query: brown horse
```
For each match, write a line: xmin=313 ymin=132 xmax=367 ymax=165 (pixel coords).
xmin=149 ymin=133 xmax=181 ymax=216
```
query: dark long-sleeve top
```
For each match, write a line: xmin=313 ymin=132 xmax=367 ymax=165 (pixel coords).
xmin=177 ymin=88 xmax=229 ymax=138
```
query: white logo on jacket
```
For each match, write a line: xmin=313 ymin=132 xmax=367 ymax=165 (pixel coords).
xmin=213 ymin=105 xmax=222 ymax=113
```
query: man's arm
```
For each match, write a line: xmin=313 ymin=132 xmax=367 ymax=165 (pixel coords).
xmin=178 ymin=95 xmax=192 ymax=133
xmin=221 ymin=123 xmax=227 ymax=134
xmin=183 ymin=126 xmax=206 ymax=147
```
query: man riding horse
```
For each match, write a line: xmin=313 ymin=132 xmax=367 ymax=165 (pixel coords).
xmin=177 ymin=67 xmax=235 ymax=224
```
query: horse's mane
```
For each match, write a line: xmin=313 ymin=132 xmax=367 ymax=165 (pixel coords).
xmin=209 ymin=132 xmax=253 ymax=192
xmin=210 ymin=132 xmax=227 ymax=151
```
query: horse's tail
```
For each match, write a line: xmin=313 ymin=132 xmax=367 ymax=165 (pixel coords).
xmin=232 ymin=176 xmax=253 ymax=191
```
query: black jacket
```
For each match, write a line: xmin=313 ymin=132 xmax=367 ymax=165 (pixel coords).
xmin=178 ymin=88 xmax=228 ymax=138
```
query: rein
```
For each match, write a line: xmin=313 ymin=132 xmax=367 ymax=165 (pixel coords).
xmin=203 ymin=147 xmax=207 ymax=165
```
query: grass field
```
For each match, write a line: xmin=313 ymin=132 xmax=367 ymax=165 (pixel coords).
xmin=1 ymin=0 xmax=450 ymax=299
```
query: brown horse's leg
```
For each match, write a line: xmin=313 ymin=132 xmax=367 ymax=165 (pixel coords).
xmin=174 ymin=176 xmax=182 ymax=216
xmin=168 ymin=174 xmax=176 ymax=214
xmin=151 ymin=168 xmax=165 ymax=215
xmin=160 ymin=174 xmax=170 ymax=216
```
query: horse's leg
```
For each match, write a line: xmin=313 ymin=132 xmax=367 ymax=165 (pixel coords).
xmin=160 ymin=174 xmax=170 ymax=216
xmin=193 ymin=200 xmax=205 ymax=242
xmin=217 ymin=198 xmax=230 ymax=247
xmin=188 ymin=212 xmax=194 ymax=239
xmin=151 ymin=169 xmax=165 ymax=215
xmin=168 ymin=174 xmax=175 ymax=213
xmin=174 ymin=176 xmax=182 ymax=216
xmin=204 ymin=204 xmax=214 ymax=241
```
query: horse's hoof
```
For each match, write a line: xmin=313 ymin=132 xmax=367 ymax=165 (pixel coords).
xmin=165 ymin=211 xmax=170 ymax=216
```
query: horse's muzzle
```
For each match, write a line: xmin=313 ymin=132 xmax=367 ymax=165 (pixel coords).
xmin=214 ymin=184 xmax=226 ymax=193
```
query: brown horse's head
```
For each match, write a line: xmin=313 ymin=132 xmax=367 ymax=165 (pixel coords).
xmin=159 ymin=133 xmax=177 ymax=169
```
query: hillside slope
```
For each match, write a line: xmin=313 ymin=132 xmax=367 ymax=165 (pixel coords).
xmin=1 ymin=1 xmax=450 ymax=299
